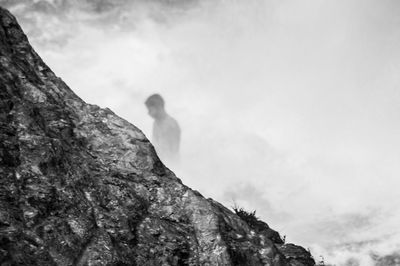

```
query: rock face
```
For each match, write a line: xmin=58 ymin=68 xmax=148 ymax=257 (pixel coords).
xmin=0 ymin=7 xmax=315 ymax=266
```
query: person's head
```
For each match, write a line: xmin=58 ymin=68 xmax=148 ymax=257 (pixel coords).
xmin=145 ymin=94 xmax=165 ymax=120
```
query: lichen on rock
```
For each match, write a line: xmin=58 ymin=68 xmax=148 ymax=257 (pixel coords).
xmin=0 ymin=7 xmax=315 ymax=266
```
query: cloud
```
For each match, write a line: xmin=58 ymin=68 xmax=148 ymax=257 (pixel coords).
xmin=222 ymin=182 xmax=292 ymax=225
xmin=4 ymin=0 xmax=400 ymax=264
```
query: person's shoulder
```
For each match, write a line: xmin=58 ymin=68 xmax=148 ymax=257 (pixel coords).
xmin=166 ymin=115 xmax=180 ymax=129
xmin=166 ymin=114 xmax=178 ymax=123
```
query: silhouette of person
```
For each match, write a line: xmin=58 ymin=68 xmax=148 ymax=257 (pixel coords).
xmin=145 ymin=94 xmax=180 ymax=164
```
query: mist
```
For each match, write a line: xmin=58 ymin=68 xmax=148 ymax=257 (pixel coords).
xmin=4 ymin=0 xmax=400 ymax=264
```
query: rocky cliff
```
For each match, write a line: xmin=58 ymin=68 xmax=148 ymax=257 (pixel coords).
xmin=0 ymin=7 xmax=315 ymax=266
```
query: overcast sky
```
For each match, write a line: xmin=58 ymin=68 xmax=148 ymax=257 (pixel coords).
xmin=5 ymin=0 xmax=400 ymax=264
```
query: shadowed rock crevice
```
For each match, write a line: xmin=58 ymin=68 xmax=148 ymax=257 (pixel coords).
xmin=0 ymin=7 xmax=315 ymax=266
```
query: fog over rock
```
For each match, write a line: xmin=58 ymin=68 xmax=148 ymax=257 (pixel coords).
xmin=2 ymin=1 xmax=400 ymax=265
xmin=0 ymin=7 xmax=315 ymax=266
xmin=0 ymin=0 xmax=201 ymax=50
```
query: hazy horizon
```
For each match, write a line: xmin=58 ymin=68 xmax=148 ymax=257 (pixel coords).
xmin=3 ymin=0 xmax=400 ymax=264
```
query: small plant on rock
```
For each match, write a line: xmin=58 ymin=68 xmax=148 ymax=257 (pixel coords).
xmin=232 ymin=205 xmax=259 ymax=227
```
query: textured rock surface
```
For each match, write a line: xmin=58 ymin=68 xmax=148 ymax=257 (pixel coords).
xmin=277 ymin=245 xmax=315 ymax=266
xmin=0 ymin=7 xmax=315 ymax=266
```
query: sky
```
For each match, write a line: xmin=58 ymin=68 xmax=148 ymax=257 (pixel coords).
xmin=3 ymin=0 xmax=400 ymax=264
